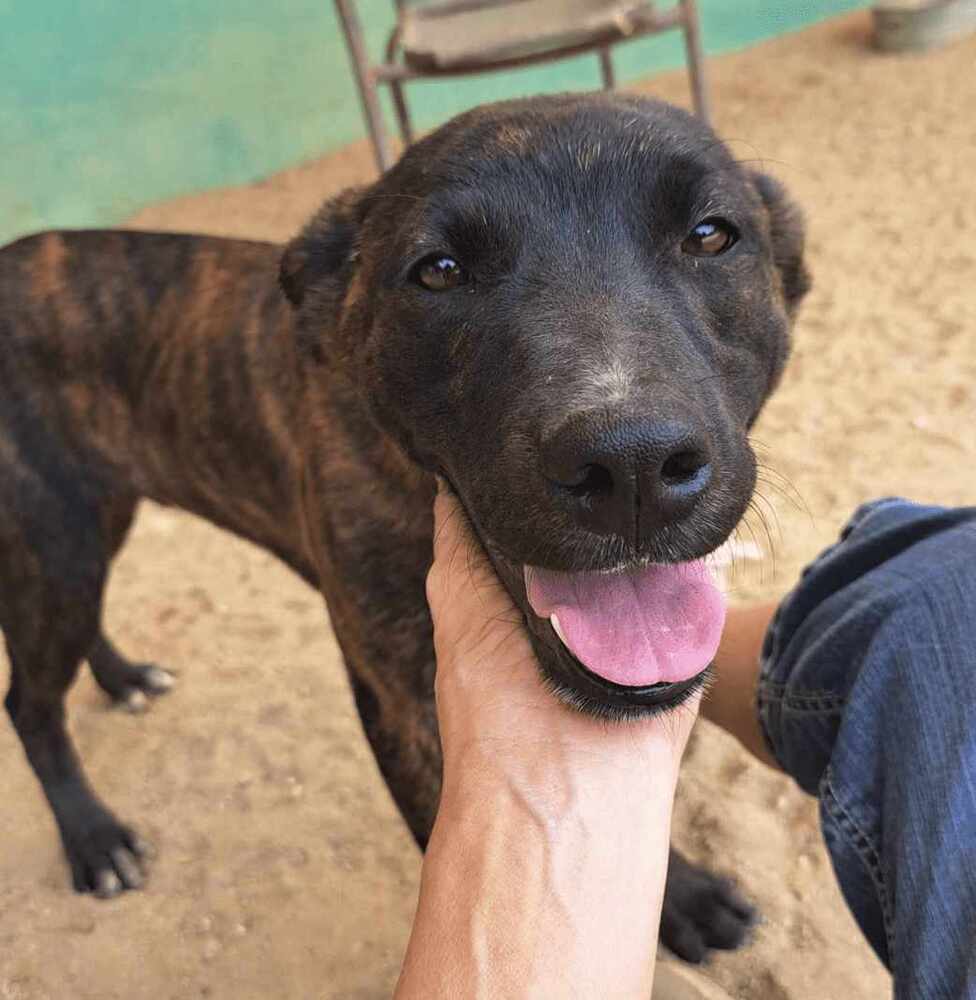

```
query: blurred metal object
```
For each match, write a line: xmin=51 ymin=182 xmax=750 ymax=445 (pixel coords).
xmin=335 ymin=0 xmax=710 ymax=172
xmin=872 ymin=0 xmax=976 ymax=51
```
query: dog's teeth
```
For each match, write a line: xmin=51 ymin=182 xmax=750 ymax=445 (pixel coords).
xmin=550 ymin=614 xmax=569 ymax=649
xmin=707 ymin=539 xmax=763 ymax=569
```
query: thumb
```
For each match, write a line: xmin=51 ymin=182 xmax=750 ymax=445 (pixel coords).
xmin=426 ymin=483 xmax=529 ymax=665
xmin=428 ymin=483 xmax=509 ymax=613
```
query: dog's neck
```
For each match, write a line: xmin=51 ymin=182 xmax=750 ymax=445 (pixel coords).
xmin=292 ymin=350 xmax=436 ymax=587
xmin=114 ymin=243 xmax=435 ymax=595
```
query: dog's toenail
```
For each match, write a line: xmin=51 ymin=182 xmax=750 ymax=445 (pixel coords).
xmin=145 ymin=667 xmax=175 ymax=692
xmin=94 ymin=870 xmax=123 ymax=898
xmin=111 ymin=847 xmax=144 ymax=889
xmin=123 ymin=690 xmax=148 ymax=713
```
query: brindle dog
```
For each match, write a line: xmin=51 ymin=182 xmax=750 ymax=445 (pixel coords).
xmin=0 ymin=93 xmax=808 ymax=963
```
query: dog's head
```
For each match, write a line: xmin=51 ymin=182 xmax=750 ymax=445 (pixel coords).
xmin=281 ymin=94 xmax=809 ymax=717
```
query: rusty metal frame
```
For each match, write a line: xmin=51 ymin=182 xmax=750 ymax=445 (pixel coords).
xmin=334 ymin=0 xmax=710 ymax=173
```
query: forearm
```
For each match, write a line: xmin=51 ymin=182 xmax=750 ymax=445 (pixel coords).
xmin=395 ymin=744 xmax=681 ymax=999
xmin=701 ymin=601 xmax=781 ymax=770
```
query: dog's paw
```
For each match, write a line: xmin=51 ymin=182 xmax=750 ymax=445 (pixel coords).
xmin=106 ymin=662 xmax=176 ymax=713
xmin=661 ymin=854 xmax=757 ymax=964
xmin=63 ymin=816 xmax=152 ymax=898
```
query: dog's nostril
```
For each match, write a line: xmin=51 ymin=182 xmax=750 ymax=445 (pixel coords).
xmin=661 ymin=450 xmax=707 ymax=486
xmin=563 ymin=463 xmax=614 ymax=500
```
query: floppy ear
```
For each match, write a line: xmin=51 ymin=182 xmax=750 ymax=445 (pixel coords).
xmin=750 ymin=172 xmax=811 ymax=318
xmin=279 ymin=186 xmax=367 ymax=307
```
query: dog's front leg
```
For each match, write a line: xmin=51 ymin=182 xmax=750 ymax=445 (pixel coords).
xmin=344 ymin=646 xmax=442 ymax=849
xmin=4 ymin=630 xmax=149 ymax=898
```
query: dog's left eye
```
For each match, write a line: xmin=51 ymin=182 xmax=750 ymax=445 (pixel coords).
xmin=412 ymin=254 xmax=469 ymax=291
xmin=682 ymin=218 xmax=737 ymax=257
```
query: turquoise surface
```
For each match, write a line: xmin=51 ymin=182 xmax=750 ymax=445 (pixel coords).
xmin=0 ymin=1 xmax=867 ymax=244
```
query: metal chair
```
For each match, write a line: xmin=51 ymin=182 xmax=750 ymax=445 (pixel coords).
xmin=335 ymin=0 xmax=710 ymax=171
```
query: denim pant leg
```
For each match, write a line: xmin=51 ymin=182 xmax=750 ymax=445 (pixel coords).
xmin=756 ymin=498 xmax=976 ymax=1000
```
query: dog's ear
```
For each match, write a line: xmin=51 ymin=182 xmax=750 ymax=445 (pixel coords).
xmin=279 ymin=186 xmax=366 ymax=307
xmin=750 ymin=172 xmax=811 ymax=317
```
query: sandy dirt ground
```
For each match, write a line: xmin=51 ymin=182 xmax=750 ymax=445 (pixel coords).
xmin=3 ymin=11 xmax=975 ymax=999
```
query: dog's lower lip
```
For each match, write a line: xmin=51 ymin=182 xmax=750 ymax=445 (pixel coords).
xmin=531 ymin=606 xmax=707 ymax=704
xmin=565 ymin=642 xmax=707 ymax=705
xmin=523 ymin=557 xmax=725 ymax=694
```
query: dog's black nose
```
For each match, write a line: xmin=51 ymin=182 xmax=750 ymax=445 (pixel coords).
xmin=541 ymin=414 xmax=712 ymax=541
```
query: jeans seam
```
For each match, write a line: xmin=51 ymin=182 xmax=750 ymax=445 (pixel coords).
xmin=757 ymin=681 xmax=847 ymax=714
xmin=754 ymin=683 xmax=785 ymax=773
xmin=782 ymin=696 xmax=846 ymax=713
xmin=820 ymin=767 xmax=896 ymax=963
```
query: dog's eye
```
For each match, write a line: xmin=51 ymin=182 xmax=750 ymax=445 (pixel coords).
xmin=412 ymin=254 xmax=468 ymax=291
xmin=682 ymin=218 xmax=737 ymax=257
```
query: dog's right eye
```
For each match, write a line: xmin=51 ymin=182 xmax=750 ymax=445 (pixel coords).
xmin=682 ymin=218 xmax=738 ymax=257
xmin=412 ymin=254 xmax=468 ymax=292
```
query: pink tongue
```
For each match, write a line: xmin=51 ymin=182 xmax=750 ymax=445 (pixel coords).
xmin=525 ymin=561 xmax=725 ymax=687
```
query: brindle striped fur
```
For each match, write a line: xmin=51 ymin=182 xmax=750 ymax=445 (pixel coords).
xmin=1 ymin=94 xmax=809 ymax=962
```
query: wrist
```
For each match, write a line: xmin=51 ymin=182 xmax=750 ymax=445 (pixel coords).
xmin=439 ymin=697 xmax=696 ymax=806
xmin=437 ymin=734 xmax=681 ymax=849
xmin=406 ymin=745 xmax=676 ymax=1000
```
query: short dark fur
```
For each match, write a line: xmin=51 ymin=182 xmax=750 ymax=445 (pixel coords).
xmin=0 ymin=94 xmax=808 ymax=962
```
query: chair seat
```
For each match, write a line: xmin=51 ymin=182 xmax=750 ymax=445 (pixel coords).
xmin=400 ymin=0 xmax=656 ymax=71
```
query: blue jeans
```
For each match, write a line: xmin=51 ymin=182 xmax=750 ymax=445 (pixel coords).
xmin=757 ymin=498 xmax=976 ymax=1000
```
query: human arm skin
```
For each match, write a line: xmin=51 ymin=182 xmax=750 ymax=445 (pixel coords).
xmin=394 ymin=484 xmax=699 ymax=999
xmin=701 ymin=602 xmax=781 ymax=771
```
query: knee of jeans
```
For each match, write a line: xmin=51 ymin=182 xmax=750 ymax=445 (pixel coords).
xmin=757 ymin=668 xmax=846 ymax=795
xmin=756 ymin=580 xmax=863 ymax=793
xmin=819 ymin=775 xmax=893 ymax=967
xmin=756 ymin=499 xmax=976 ymax=793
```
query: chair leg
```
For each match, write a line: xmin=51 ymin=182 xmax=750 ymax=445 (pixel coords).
xmin=598 ymin=47 xmax=615 ymax=90
xmin=335 ymin=0 xmax=393 ymax=172
xmin=681 ymin=0 xmax=711 ymax=123
xmin=391 ymin=79 xmax=414 ymax=146
xmin=361 ymin=74 xmax=394 ymax=172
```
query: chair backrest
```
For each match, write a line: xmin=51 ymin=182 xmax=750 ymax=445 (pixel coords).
xmin=394 ymin=0 xmax=534 ymax=12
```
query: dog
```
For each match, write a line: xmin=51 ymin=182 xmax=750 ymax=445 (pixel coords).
xmin=0 ymin=93 xmax=808 ymax=963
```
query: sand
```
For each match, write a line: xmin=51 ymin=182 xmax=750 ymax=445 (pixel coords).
xmin=2 ymin=10 xmax=975 ymax=999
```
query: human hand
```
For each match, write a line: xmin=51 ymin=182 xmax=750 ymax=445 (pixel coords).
xmin=425 ymin=480 xmax=701 ymax=807
xmin=399 ymin=481 xmax=702 ymax=999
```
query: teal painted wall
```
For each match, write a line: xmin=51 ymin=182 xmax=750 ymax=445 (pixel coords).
xmin=0 ymin=1 xmax=867 ymax=244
